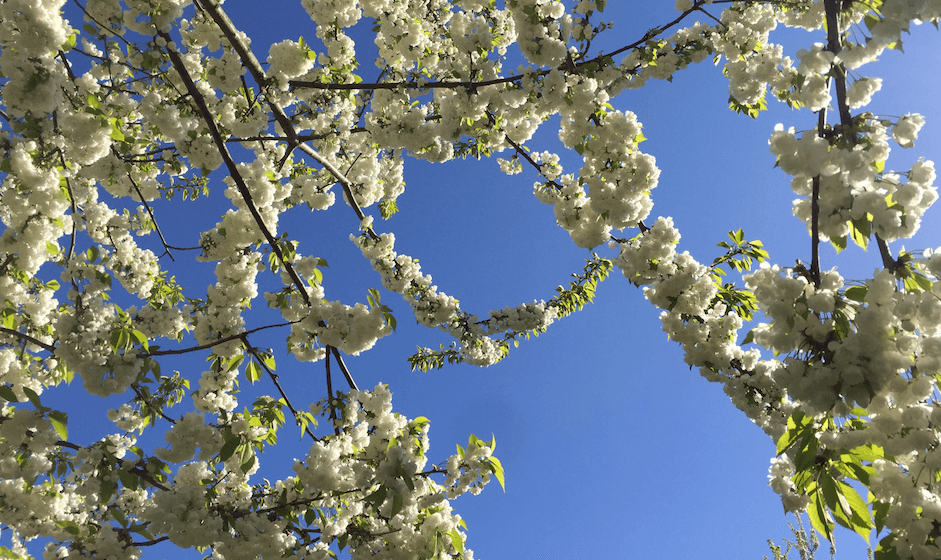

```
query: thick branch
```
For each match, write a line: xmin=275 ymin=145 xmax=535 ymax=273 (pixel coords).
xmin=823 ymin=0 xmax=896 ymax=271
xmin=158 ymin=31 xmax=313 ymax=308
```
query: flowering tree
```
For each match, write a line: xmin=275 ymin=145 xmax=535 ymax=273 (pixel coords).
xmin=1 ymin=0 xmax=940 ymax=558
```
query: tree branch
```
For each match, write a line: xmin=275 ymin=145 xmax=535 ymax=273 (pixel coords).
xmin=241 ymin=336 xmax=319 ymax=442
xmin=159 ymin=31 xmax=314 ymax=309
xmin=138 ymin=321 xmax=297 ymax=358
xmin=0 ymin=328 xmax=56 ymax=353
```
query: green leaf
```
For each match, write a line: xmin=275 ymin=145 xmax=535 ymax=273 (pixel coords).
xmin=22 ymin=387 xmax=44 ymax=411
xmin=447 ymin=529 xmax=464 ymax=553
xmin=740 ymin=329 xmax=755 ymax=346
xmin=366 ymin=484 xmax=387 ymax=508
xmin=127 ymin=522 xmax=155 ymax=541
xmin=245 ymin=360 xmax=261 ymax=383
xmin=875 ymin=534 xmax=900 ymax=560
xmin=487 ymin=456 xmax=505 ymax=491
xmin=49 ymin=410 xmax=68 ymax=440
xmin=776 ymin=428 xmax=799 ymax=456
xmin=1 ymin=308 xmax=15 ymax=330
xmin=56 ymin=520 xmax=82 ymax=537
xmin=0 ymin=385 xmax=18 ymax=402
xmin=108 ymin=117 xmax=125 ymax=142
xmin=60 ymin=32 xmax=77 ymax=52
xmin=226 ymin=355 xmax=245 ymax=372
xmin=845 ymin=285 xmax=868 ymax=302
xmin=873 ymin=499 xmax=892 ymax=534
xmin=111 ymin=505 xmax=128 ymax=527
xmin=118 ymin=469 xmax=139 ymax=490
xmin=259 ymin=353 xmax=276 ymax=371
xmin=86 ymin=92 xmax=101 ymax=111
xmin=808 ymin=489 xmax=835 ymax=545
xmin=99 ymin=478 xmax=116 ymax=503
xmin=410 ymin=416 xmax=430 ymax=429
xmin=130 ymin=330 xmax=149 ymax=352
xmin=849 ymin=217 xmax=871 ymax=250
xmin=839 ymin=481 xmax=874 ymax=543
xmin=831 ymin=235 xmax=848 ymax=254
xmin=848 ymin=443 xmax=883 ymax=462
xmin=391 ymin=492 xmax=404 ymax=517
xmin=219 ymin=435 xmax=240 ymax=462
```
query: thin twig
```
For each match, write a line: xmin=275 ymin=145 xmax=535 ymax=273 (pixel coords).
xmin=0 ymin=328 xmax=56 ymax=353
xmin=138 ymin=321 xmax=297 ymax=358
xmin=290 ymin=5 xmax=711 ymax=95
xmin=242 ymin=336 xmax=319 ymax=442
xmin=123 ymin=162 xmax=175 ymax=260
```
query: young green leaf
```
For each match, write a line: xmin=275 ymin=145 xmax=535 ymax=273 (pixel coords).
xmin=49 ymin=410 xmax=68 ymax=440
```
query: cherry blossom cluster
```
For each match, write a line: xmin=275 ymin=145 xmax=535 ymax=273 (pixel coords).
xmin=356 ymin=232 xmax=556 ymax=365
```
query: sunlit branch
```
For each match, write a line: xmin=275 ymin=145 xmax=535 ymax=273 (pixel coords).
xmin=197 ymin=0 xmax=296 ymax=162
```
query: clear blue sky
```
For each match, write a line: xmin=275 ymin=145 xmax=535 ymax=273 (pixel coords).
xmin=34 ymin=2 xmax=941 ymax=559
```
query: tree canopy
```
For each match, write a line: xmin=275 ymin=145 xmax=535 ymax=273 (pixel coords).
xmin=1 ymin=0 xmax=941 ymax=559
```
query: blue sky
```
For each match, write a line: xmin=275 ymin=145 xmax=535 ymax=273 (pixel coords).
xmin=29 ymin=2 xmax=941 ymax=559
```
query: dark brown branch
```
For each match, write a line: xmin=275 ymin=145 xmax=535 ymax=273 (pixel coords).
xmin=55 ymin=440 xmax=171 ymax=491
xmin=0 ymin=328 xmax=56 ymax=353
xmin=810 ymin=101 xmax=829 ymax=288
xmin=290 ymin=75 xmax=520 ymax=92
xmin=130 ymin=382 xmax=177 ymax=425
xmin=138 ymin=321 xmax=297 ymax=358
xmin=877 ymin=236 xmax=896 ymax=271
xmin=131 ymin=536 xmax=170 ymax=547
xmin=158 ymin=31 xmax=313 ymax=309
xmin=290 ymin=2 xmax=709 ymax=95
xmin=823 ymin=0 xmax=896 ymax=271
xmin=122 ymin=161 xmax=175 ymax=261
xmin=330 ymin=347 xmax=358 ymax=391
xmin=325 ymin=350 xmax=339 ymax=435
xmin=241 ymin=336 xmax=319 ymax=442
